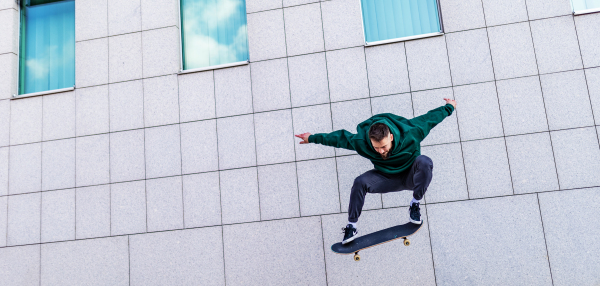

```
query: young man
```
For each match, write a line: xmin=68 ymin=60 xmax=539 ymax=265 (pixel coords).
xmin=295 ymin=99 xmax=457 ymax=244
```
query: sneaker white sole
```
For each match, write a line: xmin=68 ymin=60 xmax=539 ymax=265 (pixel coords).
xmin=342 ymin=234 xmax=357 ymax=244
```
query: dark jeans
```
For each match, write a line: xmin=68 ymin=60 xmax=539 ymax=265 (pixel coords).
xmin=348 ymin=155 xmax=433 ymax=223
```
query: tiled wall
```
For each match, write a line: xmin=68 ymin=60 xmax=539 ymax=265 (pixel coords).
xmin=1 ymin=0 xmax=600 ymax=284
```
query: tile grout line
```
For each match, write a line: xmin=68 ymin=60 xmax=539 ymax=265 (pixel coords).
xmin=128 ymin=235 xmax=131 ymax=286
xmin=401 ymin=41 xmax=416 ymax=207
xmin=140 ymin=15 xmax=148 ymax=233
xmin=176 ymin=67 xmax=185 ymax=229
xmin=423 ymin=204 xmax=438 ymax=286
xmin=212 ymin=70 xmax=227 ymax=286
xmin=536 ymin=193 xmax=555 ymax=285
xmin=479 ymin=0 xmax=516 ymax=196
xmin=319 ymin=216 xmax=329 ymax=285
xmin=249 ymin=56 xmax=262 ymax=222
xmin=524 ymin=1 xmax=562 ymax=191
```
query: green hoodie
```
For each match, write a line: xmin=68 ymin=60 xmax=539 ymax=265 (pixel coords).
xmin=308 ymin=104 xmax=455 ymax=174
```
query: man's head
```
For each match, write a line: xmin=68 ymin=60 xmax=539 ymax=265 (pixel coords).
xmin=369 ymin=123 xmax=393 ymax=160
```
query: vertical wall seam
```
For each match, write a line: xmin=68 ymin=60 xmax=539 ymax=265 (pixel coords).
xmin=536 ymin=193 xmax=555 ymax=285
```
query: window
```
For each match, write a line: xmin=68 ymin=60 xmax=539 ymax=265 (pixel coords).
xmin=18 ymin=0 xmax=75 ymax=95
xmin=180 ymin=0 xmax=249 ymax=71
xmin=360 ymin=0 xmax=442 ymax=45
xmin=571 ymin=0 xmax=600 ymax=14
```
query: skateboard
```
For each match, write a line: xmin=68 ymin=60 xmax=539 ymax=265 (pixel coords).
xmin=331 ymin=222 xmax=422 ymax=261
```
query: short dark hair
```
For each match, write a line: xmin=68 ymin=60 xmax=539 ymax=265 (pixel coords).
xmin=369 ymin=123 xmax=390 ymax=142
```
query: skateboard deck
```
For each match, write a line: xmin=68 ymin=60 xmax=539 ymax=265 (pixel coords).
xmin=331 ymin=222 xmax=422 ymax=261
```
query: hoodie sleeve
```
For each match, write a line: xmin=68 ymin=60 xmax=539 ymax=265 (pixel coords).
xmin=409 ymin=104 xmax=454 ymax=141
xmin=308 ymin=130 xmax=356 ymax=150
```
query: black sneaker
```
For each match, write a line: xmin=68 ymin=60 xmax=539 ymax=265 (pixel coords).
xmin=409 ymin=202 xmax=422 ymax=224
xmin=342 ymin=224 xmax=358 ymax=244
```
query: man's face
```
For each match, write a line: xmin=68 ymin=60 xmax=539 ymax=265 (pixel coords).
xmin=371 ymin=133 xmax=394 ymax=160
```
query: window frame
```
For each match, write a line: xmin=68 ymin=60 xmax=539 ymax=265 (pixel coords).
xmin=177 ymin=0 xmax=250 ymax=75
xmin=358 ymin=0 xmax=445 ymax=47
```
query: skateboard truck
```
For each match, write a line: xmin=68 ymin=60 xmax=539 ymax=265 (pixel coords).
xmin=354 ymin=251 xmax=360 ymax=261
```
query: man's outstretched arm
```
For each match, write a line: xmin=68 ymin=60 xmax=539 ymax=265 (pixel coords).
xmin=295 ymin=130 xmax=356 ymax=150
xmin=409 ymin=98 xmax=457 ymax=140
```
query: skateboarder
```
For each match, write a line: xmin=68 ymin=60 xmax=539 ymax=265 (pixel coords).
xmin=295 ymin=99 xmax=456 ymax=244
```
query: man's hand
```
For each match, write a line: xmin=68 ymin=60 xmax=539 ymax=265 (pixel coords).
xmin=295 ymin=133 xmax=311 ymax=144
xmin=444 ymin=98 xmax=457 ymax=109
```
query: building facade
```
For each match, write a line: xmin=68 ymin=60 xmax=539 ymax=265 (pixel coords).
xmin=1 ymin=0 xmax=600 ymax=284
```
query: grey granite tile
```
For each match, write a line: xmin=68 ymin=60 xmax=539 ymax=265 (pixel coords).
xmin=109 ymin=80 xmax=144 ymax=132
xmin=0 ymin=147 xmax=6 ymax=196
xmin=246 ymin=0 xmax=282 ymax=13
xmin=487 ymin=22 xmax=538 ymax=80
xmin=0 ymin=196 xmax=5 ymax=246
xmin=454 ymin=82 xmax=504 ymax=141
xmin=75 ymin=0 xmax=107 ymax=41
xmin=0 ymin=53 xmax=18 ymax=100
xmin=182 ymin=172 xmax=221 ymax=228
xmin=41 ymin=236 xmax=129 ymax=286
xmin=538 ymin=187 xmax=600 ymax=285
xmin=586 ymin=67 xmax=600 ymax=125
xmin=439 ymin=0 xmax=486 ymax=32
xmin=284 ymin=0 xmax=318 ymax=7
xmin=575 ymin=13 xmax=600 ymax=68
xmin=427 ymin=195 xmax=552 ymax=285
xmin=140 ymin=0 xmax=179 ymax=30
xmin=336 ymin=155 xmax=381 ymax=213
xmin=331 ymin=98 xmax=371 ymax=156
xmin=144 ymin=124 xmax=182 ymax=178
xmin=42 ymin=91 xmax=76 ymax=141
xmin=76 ymin=85 xmax=109 ymax=136
xmin=223 ymin=217 xmax=326 ymax=285
xmin=257 ymin=163 xmax=300 ymax=220
xmin=7 ymin=193 xmax=41 ymax=246
xmin=180 ymin=120 xmax=218 ymax=174
xmin=551 ymin=127 xmax=600 ymax=189
xmin=296 ymin=158 xmax=340 ymax=216
xmin=326 ymin=47 xmax=370 ymax=102
xmin=540 ymin=70 xmax=594 ymax=130
xmin=525 ymin=0 xmax=572 ymax=20
xmin=110 ymin=129 xmax=145 ymax=183
xmin=254 ymin=110 xmax=296 ymax=165
xmin=143 ymin=74 xmax=179 ymax=127
xmin=130 ymin=227 xmax=225 ymax=285
xmin=420 ymin=143 xmax=468 ymax=204
xmin=370 ymin=93 xmax=413 ymax=117
xmin=412 ymin=87 xmax=459 ymax=146
xmin=365 ymin=42 xmax=410 ymax=97
xmin=146 ymin=176 xmax=183 ymax=232
xmin=42 ymin=139 xmax=76 ymax=191
xmin=496 ymin=76 xmax=549 ymax=135
xmin=76 ymin=185 xmax=111 ymax=239
xmin=10 ymin=96 xmax=42 ymax=145
xmin=142 ymin=27 xmax=180 ymax=78
xmin=481 ymin=0 xmax=528 ymax=26
xmin=322 ymin=208 xmax=435 ymax=285
xmin=321 ymin=0 xmax=364 ymax=50
xmin=76 ymin=134 xmax=110 ymax=187
xmin=462 ymin=138 xmax=513 ymax=198
xmin=530 ymin=16 xmax=583 ymax=74
xmin=108 ymin=0 xmax=142 ymax=36
xmin=405 ymin=35 xmax=452 ymax=91
xmin=111 ymin=180 xmax=146 ymax=235
xmin=108 ymin=32 xmax=143 ymax=83
xmin=0 ymin=245 xmax=40 ymax=286
xmin=214 ymin=65 xmax=253 ymax=117
xmin=219 ymin=167 xmax=260 ymax=224
xmin=178 ymin=70 xmax=215 ymax=122
xmin=217 ymin=114 xmax=257 ymax=169
xmin=251 ymin=58 xmax=291 ymax=112
xmin=506 ymin=132 xmax=558 ymax=194
xmin=0 ymin=99 xmax=7 ymax=147
xmin=9 ymin=143 xmax=42 ymax=195
xmin=247 ymin=9 xmax=287 ymax=62
xmin=284 ymin=3 xmax=324 ymax=56
xmin=288 ymin=52 xmax=330 ymax=107
xmin=75 ymin=38 xmax=108 ymax=88
xmin=0 ymin=9 xmax=19 ymax=55
xmin=446 ymin=28 xmax=495 ymax=86
xmin=41 ymin=189 xmax=75 ymax=243
xmin=292 ymin=104 xmax=335 ymax=160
